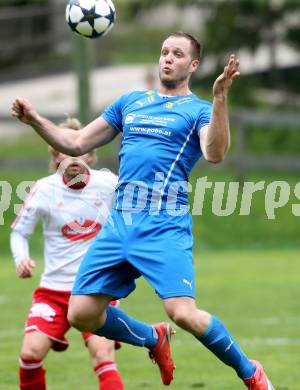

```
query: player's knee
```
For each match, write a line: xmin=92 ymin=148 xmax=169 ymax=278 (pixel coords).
xmin=165 ymin=301 xmax=197 ymax=328
xmin=167 ymin=303 xmax=211 ymax=335
xmin=168 ymin=307 xmax=191 ymax=328
xmin=164 ymin=301 xmax=184 ymax=322
xmin=68 ymin=307 xmax=89 ymax=331
xmin=68 ymin=305 xmax=106 ymax=332
xmin=68 ymin=295 xmax=108 ymax=331
xmin=20 ymin=346 xmax=45 ymax=361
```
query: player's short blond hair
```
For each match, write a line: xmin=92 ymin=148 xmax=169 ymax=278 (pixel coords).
xmin=165 ymin=32 xmax=201 ymax=61
xmin=48 ymin=117 xmax=97 ymax=171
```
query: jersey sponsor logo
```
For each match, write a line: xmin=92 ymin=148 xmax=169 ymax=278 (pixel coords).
xmin=61 ymin=219 xmax=101 ymax=241
xmin=125 ymin=113 xmax=136 ymax=124
xmin=165 ymin=102 xmax=174 ymax=109
xmin=165 ymin=97 xmax=194 ymax=109
xmin=129 ymin=126 xmax=171 ymax=137
xmin=136 ymin=95 xmax=155 ymax=107
xmin=183 ymin=278 xmax=193 ymax=289
xmin=175 ymin=97 xmax=194 ymax=105
xmin=29 ymin=303 xmax=56 ymax=322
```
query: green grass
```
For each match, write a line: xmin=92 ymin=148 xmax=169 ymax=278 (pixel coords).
xmin=0 ymin=134 xmax=49 ymax=158
xmin=0 ymin=249 xmax=298 ymax=389
xmin=190 ymin=169 xmax=300 ymax=251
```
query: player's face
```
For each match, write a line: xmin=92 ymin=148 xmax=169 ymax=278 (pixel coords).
xmin=159 ymin=37 xmax=199 ymax=89
xmin=54 ymin=152 xmax=93 ymax=177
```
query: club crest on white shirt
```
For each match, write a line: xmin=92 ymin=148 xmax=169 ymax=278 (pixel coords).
xmin=61 ymin=219 xmax=101 ymax=241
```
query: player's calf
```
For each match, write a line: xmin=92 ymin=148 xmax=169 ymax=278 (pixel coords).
xmin=86 ymin=335 xmax=115 ymax=366
xmin=20 ymin=332 xmax=52 ymax=361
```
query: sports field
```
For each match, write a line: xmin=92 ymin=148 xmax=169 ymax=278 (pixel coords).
xmin=0 ymin=249 xmax=298 ymax=390
xmin=1 ymin=163 xmax=299 ymax=389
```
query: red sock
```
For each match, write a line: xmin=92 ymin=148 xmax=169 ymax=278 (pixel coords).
xmin=19 ymin=358 xmax=46 ymax=390
xmin=94 ymin=361 xmax=124 ymax=390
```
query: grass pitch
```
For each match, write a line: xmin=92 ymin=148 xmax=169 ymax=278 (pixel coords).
xmin=0 ymin=249 xmax=298 ymax=390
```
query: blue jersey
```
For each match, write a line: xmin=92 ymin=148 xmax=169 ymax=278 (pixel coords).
xmin=102 ymin=90 xmax=212 ymax=211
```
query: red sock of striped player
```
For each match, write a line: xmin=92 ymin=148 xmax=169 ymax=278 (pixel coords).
xmin=19 ymin=358 xmax=46 ymax=390
xmin=94 ymin=361 xmax=124 ymax=390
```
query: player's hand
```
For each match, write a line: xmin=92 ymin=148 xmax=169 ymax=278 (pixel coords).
xmin=212 ymin=54 xmax=240 ymax=99
xmin=11 ymin=98 xmax=39 ymax=125
xmin=16 ymin=259 xmax=36 ymax=278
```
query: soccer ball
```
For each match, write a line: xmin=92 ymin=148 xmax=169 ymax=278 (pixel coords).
xmin=66 ymin=0 xmax=116 ymax=39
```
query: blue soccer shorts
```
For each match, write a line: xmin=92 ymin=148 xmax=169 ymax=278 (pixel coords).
xmin=72 ymin=209 xmax=195 ymax=299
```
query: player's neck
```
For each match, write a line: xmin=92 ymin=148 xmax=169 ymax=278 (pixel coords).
xmin=158 ymin=83 xmax=192 ymax=97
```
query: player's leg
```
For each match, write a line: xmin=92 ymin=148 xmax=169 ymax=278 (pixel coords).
xmin=69 ymin=292 xmax=173 ymax=385
xmin=163 ymin=297 xmax=275 ymax=389
xmin=163 ymin=297 xmax=256 ymax=379
xmin=19 ymin=332 xmax=52 ymax=390
xmin=20 ymin=287 xmax=72 ymax=390
xmin=128 ymin=210 xmax=273 ymax=388
xmin=84 ymin=300 xmax=174 ymax=386
xmin=84 ymin=334 xmax=124 ymax=390
xmin=68 ymin=293 xmax=111 ymax=332
xmin=68 ymin=293 xmax=158 ymax=350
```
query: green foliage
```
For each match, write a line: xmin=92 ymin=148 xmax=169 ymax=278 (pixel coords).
xmin=248 ymin=126 xmax=300 ymax=155
xmin=205 ymin=0 xmax=299 ymax=57
xmin=93 ymin=27 xmax=171 ymax=64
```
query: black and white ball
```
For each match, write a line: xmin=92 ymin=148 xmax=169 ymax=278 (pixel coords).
xmin=66 ymin=0 xmax=116 ymax=39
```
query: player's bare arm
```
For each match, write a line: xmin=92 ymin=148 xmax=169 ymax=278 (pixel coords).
xmin=11 ymin=98 xmax=118 ymax=155
xmin=200 ymin=54 xmax=240 ymax=163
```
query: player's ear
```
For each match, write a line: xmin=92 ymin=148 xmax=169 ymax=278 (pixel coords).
xmin=191 ymin=59 xmax=200 ymax=72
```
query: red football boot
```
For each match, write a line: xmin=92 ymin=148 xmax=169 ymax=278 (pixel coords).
xmin=148 ymin=323 xmax=175 ymax=386
xmin=244 ymin=360 xmax=275 ymax=390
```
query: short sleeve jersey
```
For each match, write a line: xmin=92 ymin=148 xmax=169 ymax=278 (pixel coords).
xmin=102 ymin=90 xmax=212 ymax=210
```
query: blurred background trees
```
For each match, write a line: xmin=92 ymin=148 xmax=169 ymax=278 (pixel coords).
xmin=1 ymin=0 xmax=300 ymax=107
xmin=1 ymin=0 xmax=300 ymax=160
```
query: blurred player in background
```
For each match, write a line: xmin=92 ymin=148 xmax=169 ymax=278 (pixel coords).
xmin=144 ymin=69 xmax=157 ymax=90
xmin=10 ymin=118 xmax=124 ymax=390
xmin=12 ymin=32 xmax=275 ymax=389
